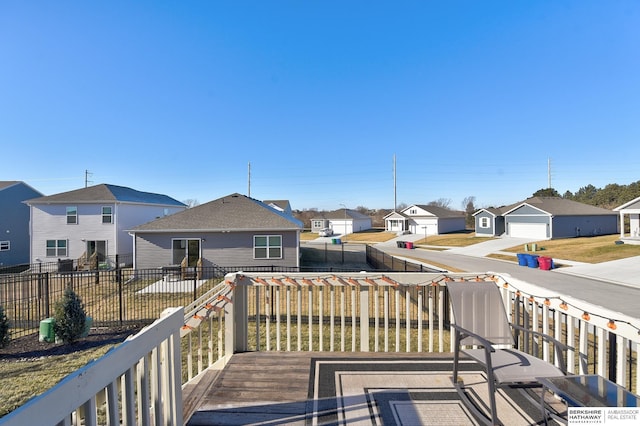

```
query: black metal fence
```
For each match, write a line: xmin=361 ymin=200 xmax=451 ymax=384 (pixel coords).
xmin=0 ymin=246 xmax=441 ymax=340
xmin=0 ymin=253 xmax=135 ymax=276
xmin=366 ymin=244 xmax=445 ymax=272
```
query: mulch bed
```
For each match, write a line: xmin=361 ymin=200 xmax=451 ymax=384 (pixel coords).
xmin=0 ymin=325 xmax=144 ymax=361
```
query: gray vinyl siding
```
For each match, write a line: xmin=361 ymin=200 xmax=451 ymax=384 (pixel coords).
xmin=474 ymin=211 xmax=494 ymax=236
xmin=0 ymin=183 xmax=41 ymax=266
xmin=552 ymin=215 xmax=618 ymax=238
xmin=311 ymin=219 xmax=330 ymax=233
xmin=495 ymin=217 xmax=505 ymax=235
xmin=134 ymin=230 xmax=300 ymax=269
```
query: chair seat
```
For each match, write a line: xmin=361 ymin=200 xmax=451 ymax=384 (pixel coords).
xmin=463 ymin=348 xmax=564 ymax=384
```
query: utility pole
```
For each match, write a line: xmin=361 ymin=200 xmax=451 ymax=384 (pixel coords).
xmin=248 ymin=162 xmax=251 ymax=197
xmin=393 ymin=154 xmax=397 ymax=211
xmin=547 ymin=158 xmax=552 ymax=189
xmin=85 ymin=170 xmax=93 ymax=188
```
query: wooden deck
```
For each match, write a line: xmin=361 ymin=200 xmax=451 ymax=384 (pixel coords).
xmin=183 ymin=351 xmax=561 ymax=425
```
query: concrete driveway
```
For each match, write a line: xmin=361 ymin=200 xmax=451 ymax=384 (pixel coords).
xmin=445 ymin=237 xmax=537 ymax=257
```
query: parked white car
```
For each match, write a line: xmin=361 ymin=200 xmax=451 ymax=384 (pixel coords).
xmin=318 ymin=228 xmax=334 ymax=237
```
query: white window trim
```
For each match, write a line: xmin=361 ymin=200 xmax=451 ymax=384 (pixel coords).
xmin=102 ymin=206 xmax=113 ymax=224
xmin=46 ymin=239 xmax=68 ymax=257
xmin=253 ymin=235 xmax=283 ymax=260
xmin=480 ymin=217 xmax=490 ymax=228
xmin=0 ymin=241 xmax=9 ymax=251
xmin=66 ymin=206 xmax=78 ymax=224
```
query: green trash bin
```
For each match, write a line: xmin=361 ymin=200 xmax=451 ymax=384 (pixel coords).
xmin=39 ymin=318 xmax=55 ymax=343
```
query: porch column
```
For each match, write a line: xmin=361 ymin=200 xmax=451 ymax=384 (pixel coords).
xmin=620 ymin=211 xmax=625 ymax=239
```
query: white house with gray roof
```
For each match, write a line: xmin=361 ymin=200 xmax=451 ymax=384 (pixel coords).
xmin=384 ymin=205 xmax=466 ymax=236
xmin=310 ymin=209 xmax=372 ymax=235
xmin=476 ymin=197 xmax=618 ymax=239
xmin=613 ymin=196 xmax=640 ymax=244
xmin=26 ymin=184 xmax=186 ymax=268
xmin=129 ymin=193 xmax=303 ymax=270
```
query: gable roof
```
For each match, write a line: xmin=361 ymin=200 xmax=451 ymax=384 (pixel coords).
xmin=131 ymin=193 xmax=303 ymax=232
xmin=504 ymin=197 xmax=615 ymax=216
xmin=405 ymin=205 xmax=465 ymax=218
xmin=383 ymin=210 xmax=409 ymax=220
xmin=613 ymin=196 xmax=640 ymax=211
xmin=25 ymin=184 xmax=186 ymax=207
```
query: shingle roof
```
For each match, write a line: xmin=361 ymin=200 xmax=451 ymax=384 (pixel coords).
xmin=25 ymin=184 xmax=185 ymax=206
xmin=507 ymin=197 xmax=615 ymax=216
xmin=312 ymin=209 xmax=371 ymax=221
xmin=412 ymin=205 xmax=465 ymax=218
xmin=131 ymin=193 xmax=303 ymax=232
xmin=0 ymin=181 xmax=20 ymax=191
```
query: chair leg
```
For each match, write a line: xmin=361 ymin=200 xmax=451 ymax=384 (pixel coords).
xmin=452 ymin=331 xmax=461 ymax=384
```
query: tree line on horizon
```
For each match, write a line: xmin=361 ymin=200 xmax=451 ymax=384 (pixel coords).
xmin=292 ymin=180 xmax=640 ymax=230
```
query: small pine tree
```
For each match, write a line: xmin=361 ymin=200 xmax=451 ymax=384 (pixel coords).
xmin=53 ymin=287 xmax=87 ymax=344
xmin=0 ymin=305 xmax=10 ymax=348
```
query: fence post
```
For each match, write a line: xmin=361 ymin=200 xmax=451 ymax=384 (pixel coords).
xmin=115 ymin=254 xmax=122 ymax=284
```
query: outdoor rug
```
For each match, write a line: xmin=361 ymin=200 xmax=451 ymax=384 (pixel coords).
xmin=308 ymin=357 xmax=544 ymax=425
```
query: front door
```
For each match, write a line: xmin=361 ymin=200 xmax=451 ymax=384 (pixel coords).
xmin=86 ymin=240 xmax=107 ymax=262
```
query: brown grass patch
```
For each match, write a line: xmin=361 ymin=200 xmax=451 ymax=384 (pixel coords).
xmin=499 ymin=235 xmax=640 ymax=263
xmin=414 ymin=230 xmax=492 ymax=247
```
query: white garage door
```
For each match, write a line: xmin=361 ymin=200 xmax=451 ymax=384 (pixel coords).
xmin=508 ymin=223 xmax=547 ymax=239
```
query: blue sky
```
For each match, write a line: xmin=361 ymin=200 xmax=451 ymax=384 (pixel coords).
xmin=2 ymin=1 xmax=639 ymax=211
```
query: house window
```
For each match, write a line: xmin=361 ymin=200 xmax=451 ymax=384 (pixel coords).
xmin=66 ymin=206 xmax=78 ymax=224
xmin=254 ymin=235 xmax=282 ymax=259
xmin=410 ymin=209 xmax=417 ymax=215
xmin=0 ymin=241 xmax=9 ymax=251
xmin=46 ymin=240 xmax=67 ymax=257
xmin=480 ymin=217 xmax=490 ymax=228
xmin=312 ymin=220 xmax=323 ymax=228
xmin=172 ymin=239 xmax=200 ymax=266
xmin=102 ymin=206 xmax=113 ymax=224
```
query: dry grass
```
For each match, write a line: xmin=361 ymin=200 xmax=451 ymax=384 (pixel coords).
xmin=0 ymin=345 xmax=115 ymax=417
xmin=342 ymin=229 xmax=397 ymax=243
xmin=300 ymin=231 xmax=319 ymax=241
xmin=414 ymin=231 xmax=491 ymax=247
xmin=499 ymin=235 xmax=640 ymax=263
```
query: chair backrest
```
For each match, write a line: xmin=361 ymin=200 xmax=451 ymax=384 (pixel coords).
xmin=447 ymin=281 xmax=515 ymax=347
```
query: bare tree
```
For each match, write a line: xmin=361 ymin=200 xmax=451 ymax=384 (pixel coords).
xmin=183 ymin=199 xmax=200 ymax=208
xmin=428 ymin=198 xmax=452 ymax=209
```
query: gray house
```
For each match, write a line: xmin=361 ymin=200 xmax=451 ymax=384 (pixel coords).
xmin=476 ymin=197 xmax=618 ymax=240
xmin=473 ymin=206 xmax=513 ymax=237
xmin=130 ymin=193 xmax=303 ymax=270
xmin=0 ymin=181 xmax=43 ymax=267
xmin=310 ymin=209 xmax=372 ymax=235
xmin=26 ymin=184 xmax=186 ymax=268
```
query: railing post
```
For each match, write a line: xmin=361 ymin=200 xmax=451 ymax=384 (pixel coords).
xmin=609 ymin=332 xmax=617 ymax=382
xmin=360 ymin=285 xmax=370 ymax=352
xmin=226 ymin=279 xmax=248 ymax=357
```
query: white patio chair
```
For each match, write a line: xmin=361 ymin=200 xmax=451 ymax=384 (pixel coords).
xmin=447 ymin=280 xmax=570 ymax=425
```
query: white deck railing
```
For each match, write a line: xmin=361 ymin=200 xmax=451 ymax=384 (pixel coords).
xmin=0 ymin=307 xmax=184 ymax=426
xmin=4 ymin=271 xmax=638 ymax=425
